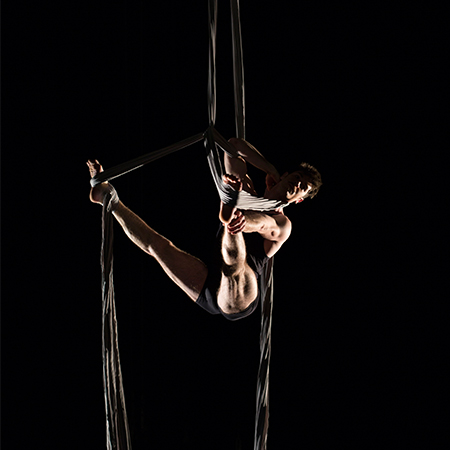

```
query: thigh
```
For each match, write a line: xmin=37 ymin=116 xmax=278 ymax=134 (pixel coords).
xmin=154 ymin=240 xmax=209 ymax=302
xmin=216 ymin=265 xmax=258 ymax=315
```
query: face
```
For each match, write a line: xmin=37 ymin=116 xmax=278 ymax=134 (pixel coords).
xmin=280 ymin=171 xmax=312 ymax=204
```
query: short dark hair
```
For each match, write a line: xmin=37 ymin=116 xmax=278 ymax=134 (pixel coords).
xmin=293 ymin=162 xmax=322 ymax=199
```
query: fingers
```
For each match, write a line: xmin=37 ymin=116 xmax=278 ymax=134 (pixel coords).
xmin=86 ymin=160 xmax=104 ymax=178
xmin=223 ymin=173 xmax=241 ymax=183
xmin=222 ymin=174 xmax=243 ymax=192
xmin=227 ymin=210 xmax=246 ymax=235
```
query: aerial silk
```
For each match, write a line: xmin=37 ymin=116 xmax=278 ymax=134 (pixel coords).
xmin=101 ymin=191 xmax=132 ymax=450
xmin=94 ymin=1 xmax=275 ymax=449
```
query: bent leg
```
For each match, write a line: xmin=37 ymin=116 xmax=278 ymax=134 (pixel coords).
xmin=217 ymin=230 xmax=258 ymax=315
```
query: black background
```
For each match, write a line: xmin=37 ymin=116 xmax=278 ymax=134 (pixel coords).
xmin=2 ymin=1 xmax=446 ymax=449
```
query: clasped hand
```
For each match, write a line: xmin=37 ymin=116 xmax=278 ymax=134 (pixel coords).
xmin=227 ymin=210 xmax=246 ymax=235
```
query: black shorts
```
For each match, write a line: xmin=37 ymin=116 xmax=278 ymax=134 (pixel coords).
xmin=195 ymin=225 xmax=269 ymax=321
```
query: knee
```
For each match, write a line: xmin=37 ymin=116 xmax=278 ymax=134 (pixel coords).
xmin=221 ymin=261 xmax=242 ymax=278
xmin=221 ymin=243 xmax=246 ymax=270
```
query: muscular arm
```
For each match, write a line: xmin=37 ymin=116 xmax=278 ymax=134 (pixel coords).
xmin=228 ymin=138 xmax=276 ymax=173
xmin=225 ymin=138 xmax=280 ymax=194
xmin=242 ymin=211 xmax=292 ymax=258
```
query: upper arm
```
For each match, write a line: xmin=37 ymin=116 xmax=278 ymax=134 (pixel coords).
xmin=224 ymin=152 xmax=247 ymax=180
xmin=224 ymin=153 xmax=257 ymax=196
xmin=262 ymin=214 xmax=292 ymax=258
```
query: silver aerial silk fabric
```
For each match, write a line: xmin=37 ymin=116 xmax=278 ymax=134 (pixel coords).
xmin=101 ymin=192 xmax=132 ymax=450
xmin=96 ymin=1 xmax=274 ymax=448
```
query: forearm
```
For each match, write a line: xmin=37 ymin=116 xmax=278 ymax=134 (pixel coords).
xmin=229 ymin=138 xmax=276 ymax=175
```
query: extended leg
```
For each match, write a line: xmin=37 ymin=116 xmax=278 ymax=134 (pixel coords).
xmin=112 ymin=203 xmax=208 ymax=301
xmin=88 ymin=160 xmax=207 ymax=302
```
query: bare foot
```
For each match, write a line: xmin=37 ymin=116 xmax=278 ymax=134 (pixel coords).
xmin=86 ymin=159 xmax=111 ymax=205
xmin=219 ymin=174 xmax=242 ymax=224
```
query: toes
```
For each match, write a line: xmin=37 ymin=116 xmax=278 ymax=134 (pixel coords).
xmin=87 ymin=160 xmax=104 ymax=177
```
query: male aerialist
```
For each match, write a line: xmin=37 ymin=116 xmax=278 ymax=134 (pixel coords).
xmin=87 ymin=137 xmax=322 ymax=321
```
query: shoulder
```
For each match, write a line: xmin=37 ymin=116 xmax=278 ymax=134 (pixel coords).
xmin=262 ymin=212 xmax=292 ymax=258
xmin=271 ymin=212 xmax=292 ymax=236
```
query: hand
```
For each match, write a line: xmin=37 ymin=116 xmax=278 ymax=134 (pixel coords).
xmin=265 ymin=167 xmax=280 ymax=191
xmin=227 ymin=210 xmax=246 ymax=235
xmin=219 ymin=174 xmax=243 ymax=224
xmin=223 ymin=173 xmax=243 ymax=192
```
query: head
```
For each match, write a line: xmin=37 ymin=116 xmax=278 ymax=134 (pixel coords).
xmin=266 ymin=162 xmax=322 ymax=204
